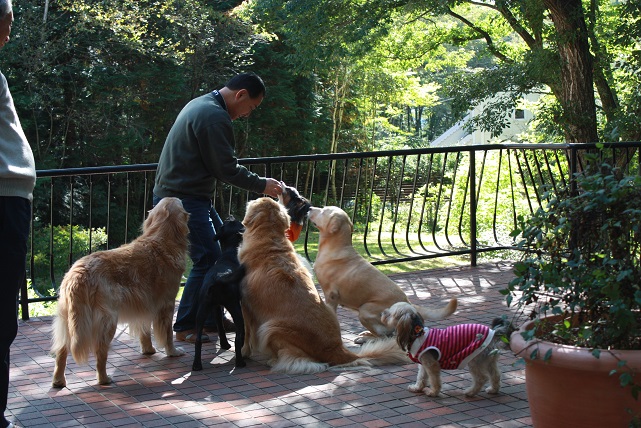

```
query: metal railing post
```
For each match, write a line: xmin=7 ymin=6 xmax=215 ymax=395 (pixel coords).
xmin=470 ymin=150 xmax=477 ymax=267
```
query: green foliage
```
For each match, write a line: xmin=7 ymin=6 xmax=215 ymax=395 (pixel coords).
xmin=1 ymin=0 xmax=638 ymax=178
xmin=610 ymin=1 xmax=641 ymax=141
xmin=245 ymin=0 xmax=639 ymax=145
xmin=29 ymin=224 xmax=108 ymax=296
xmin=18 ymin=280 xmax=58 ymax=319
xmin=3 ymin=0 xmax=253 ymax=170
xmin=234 ymin=39 xmax=329 ymax=157
xmin=505 ymin=162 xmax=641 ymax=351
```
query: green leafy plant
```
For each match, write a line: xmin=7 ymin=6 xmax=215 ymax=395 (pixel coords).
xmin=505 ymin=164 xmax=641 ymax=350
xmin=29 ymin=224 xmax=108 ymax=297
xmin=503 ymin=162 xmax=641 ymax=417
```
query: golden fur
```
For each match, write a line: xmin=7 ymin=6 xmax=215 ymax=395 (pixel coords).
xmin=308 ymin=205 xmax=458 ymax=343
xmin=382 ymin=302 xmax=512 ymax=398
xmin=238 ymin=197 xmax=407 ymax=374
xmin=50 ymin=197 xmax=190 ymax=387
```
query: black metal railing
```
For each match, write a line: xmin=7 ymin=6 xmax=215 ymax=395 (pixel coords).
xmin=21 ymin=142 xmax=641 ymax=319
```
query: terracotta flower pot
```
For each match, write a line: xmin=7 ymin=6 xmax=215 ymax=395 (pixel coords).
xmin=510 ymin=316 xmax=641 ymax=428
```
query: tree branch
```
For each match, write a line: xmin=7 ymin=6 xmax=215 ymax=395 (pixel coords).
xmin=445 ymin=7 xmax=513 ymax=63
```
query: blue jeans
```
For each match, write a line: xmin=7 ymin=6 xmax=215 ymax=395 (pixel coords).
xmin=153 ymin=195 xmax=222 ymax=332
xmin=0 ymin=196 xmax=31 ymax=427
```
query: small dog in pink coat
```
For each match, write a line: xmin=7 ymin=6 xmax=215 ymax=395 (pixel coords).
xmin=381 ymin=302 xmax=513 ymax=397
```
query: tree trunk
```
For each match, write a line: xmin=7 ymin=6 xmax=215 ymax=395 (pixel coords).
xmin=543 ymin=0 xmax=598 ymax=143
xmin=329 ymin=67 xmax=350 ymax=200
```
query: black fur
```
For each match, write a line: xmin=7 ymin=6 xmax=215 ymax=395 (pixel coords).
xmin=281 ymin=184 xmax=312 ymax=225
xmin=192 ymin=218 xmax=246 ymax=371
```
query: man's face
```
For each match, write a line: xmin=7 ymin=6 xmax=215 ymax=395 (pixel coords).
xmin=229 ymin=89 xmax=263 ymax=121
xmin=0 ymin=11 xmax=13 ymax=49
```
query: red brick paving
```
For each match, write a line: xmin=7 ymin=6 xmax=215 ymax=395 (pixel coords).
xmin=8 ymin=262 xmax=531 ymax=427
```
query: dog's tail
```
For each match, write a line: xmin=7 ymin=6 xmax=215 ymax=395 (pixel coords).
xmin=256 ymin=321 xmax=379 ymax=374
xmin=255 ymin=322 xmax=345 ymax=374
xmin=51 ymin=267 xmax=96 ymax=364
xmin=413 ymin=297 xmax=458 ymax=321
xmin=353 ymin=336 xmax=409 ymax=366
xmin=271 ymin=354 xmax=332 ymax=374
xmin=327 ymin=338 xmax=409 ymax=372
xmin=50 ymin=307 xmax=69 ymax=359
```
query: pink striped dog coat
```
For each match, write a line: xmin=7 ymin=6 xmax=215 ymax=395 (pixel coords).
xmin=407 ymin=324 xmax=495 ymax=370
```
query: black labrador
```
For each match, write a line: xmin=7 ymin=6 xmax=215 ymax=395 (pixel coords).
xmin=192 ymin=217 xmax=246 ymax=371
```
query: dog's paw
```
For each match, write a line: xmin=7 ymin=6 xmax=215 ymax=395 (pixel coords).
xmin=408 ymin=384 xmax=424 ymax=393
xmin=464 ymin=388 xmax=480 ymax=397
xmin=166 ymin=347 xmax=185 ymax=357
xmin=51 ymin=378 xmax=66 ymax=389
xmin=141 ymin=346 xmax=157 ymax=355
xmin=354 ymin=331 xmax=377 ymax=345
xmin=485 ymin=386 xmax=500 ymax=394
xmin=425 ymin=389 xmax=440 ymax=397
xmin=97 ymin=375 xmax=112 ymax=385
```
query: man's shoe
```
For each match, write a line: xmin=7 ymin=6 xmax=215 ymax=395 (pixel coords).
xmin=175 ymin=330 xmax=210 ymax=343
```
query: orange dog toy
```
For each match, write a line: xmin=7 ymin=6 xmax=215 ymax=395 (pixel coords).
xmin=285 ymin=222 xmax=303 ymax=242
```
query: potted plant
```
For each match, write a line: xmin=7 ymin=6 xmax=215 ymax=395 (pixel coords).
xmin=503 ymin=162 xmax=641 ymax=428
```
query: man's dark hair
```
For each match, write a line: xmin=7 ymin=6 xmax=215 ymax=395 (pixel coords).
xmin=225 ymin=73 xmax=266 ymax=99
xmin=0 ymin=0 xmax=12 ymax=18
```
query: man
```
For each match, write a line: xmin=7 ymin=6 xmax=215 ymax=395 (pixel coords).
xmin=0 ymin=1 xmax=36 ymax=427
xmin=154 ymin=72 xmax=281 ymax=343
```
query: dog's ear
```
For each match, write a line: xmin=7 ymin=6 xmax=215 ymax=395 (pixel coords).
xmin=328 ymin=213 xmax=341 ymax=235
xmin=145 ymin=197 xmax=175 ymax=230
xmin=395 ymin=310 xmax=425 ymax=351
xmin=243 ymin=198 xmax=289 ymax=232
xmin=410 ymin=313 xmax=425 ymax=335
xmin=395 ymin=313 xmax=414 ymax=351
xmin=328 ymin=211 xmax=353 ymax=235
xmin=242 ymin=199 xmax=263 ymax=228
xmin=144 ymin=197 xmax=189 ymax=238
xmin=213 ymin=220 xmax=227 ymax=242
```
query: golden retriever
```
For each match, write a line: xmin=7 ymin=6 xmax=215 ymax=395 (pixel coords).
xmin=50 ymin=197 xmax=190 ymax=387
xmin=238 ymin=197 xmax=406 ymax=374
xmin=308 ymin=205 xmax=458 ymax=343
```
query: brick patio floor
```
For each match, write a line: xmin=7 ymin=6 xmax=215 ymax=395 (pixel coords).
xmin=8 ymin=261 xmax=531 ymax=427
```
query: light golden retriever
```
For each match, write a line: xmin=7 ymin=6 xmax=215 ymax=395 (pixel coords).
xmin=238 ymin=197 xmax=406 ymax=374
xmin=308 ymin=205 xmax=458 ymax=343
xmin=50 ymin=197 xmax=190 ymax=387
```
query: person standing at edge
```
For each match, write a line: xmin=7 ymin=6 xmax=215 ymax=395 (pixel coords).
xmin=0 ymin=1 xmax=36 ymax=427
xmin=153 ymin=72 xmax=282 ymax=343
